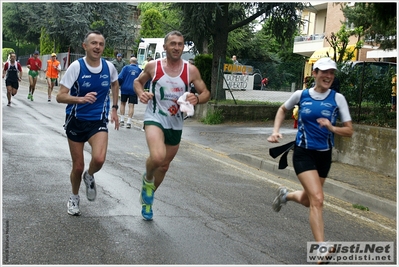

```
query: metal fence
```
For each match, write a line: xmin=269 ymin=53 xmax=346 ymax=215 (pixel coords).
xmin=218 ymin=59 xmax=303 ymax=104
xmin=337 ymin=62 xmax=396 ymax=127
xmin=218 ymin=61 xmax=396 ymax=128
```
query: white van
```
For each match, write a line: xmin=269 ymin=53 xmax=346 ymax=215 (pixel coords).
xmin=137 ymin=38 xmax=196 ymax=69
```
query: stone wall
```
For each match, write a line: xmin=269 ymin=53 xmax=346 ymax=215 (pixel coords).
xmin=198 ymin=103 xmax=292 ymax=122
xmin=194 ymin=103 xmax=397 ymax=177
xmin=333 ymin=124 xmax=396 ymax=177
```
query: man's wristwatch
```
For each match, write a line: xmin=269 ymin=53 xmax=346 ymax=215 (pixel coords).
xmin=112 ymin=105 xmax=118 ymax=110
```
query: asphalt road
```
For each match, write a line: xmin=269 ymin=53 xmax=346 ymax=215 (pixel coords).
xmin=2 ymin=83 xmax=396 ymax=265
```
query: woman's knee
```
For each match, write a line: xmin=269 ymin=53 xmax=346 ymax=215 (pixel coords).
xmin=309 ymin=192 xmax=324 ymax=208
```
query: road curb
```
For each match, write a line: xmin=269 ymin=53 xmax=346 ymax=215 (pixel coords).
xmin=229 ymin=153 xmax=396 ymax=220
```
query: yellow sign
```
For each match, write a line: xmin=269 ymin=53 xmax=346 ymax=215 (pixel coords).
xmin=223 ymin=63 xmax=253 ymax=74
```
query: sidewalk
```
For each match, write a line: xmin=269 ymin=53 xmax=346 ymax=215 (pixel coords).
xmin=17 ymin=74 xmax=397 ymax=220
xmin=181 ymin=119 xmax=396 ymax=220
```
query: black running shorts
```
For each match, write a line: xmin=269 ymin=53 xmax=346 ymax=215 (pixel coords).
xmin=64 ymin=115 xmax=108 ymax=142
xmin=292 ymin=145 xmax=332 ymax=178
xmin=5 ymin=80 xmax=19 ymax=90
xmin=120 ymin=94 xmax=138 ymax=104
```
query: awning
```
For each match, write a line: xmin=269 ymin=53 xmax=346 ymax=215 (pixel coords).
xmin=308 ymin=45 xmax=356 ymax=64
xmin=366 ymin=49 xmax=397 ymax=59
xmin=308 ymin=47 xmax=334 ymax=64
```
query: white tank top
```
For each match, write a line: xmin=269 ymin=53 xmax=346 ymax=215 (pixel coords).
xmin=144 ymin=59 xmax=190 ymax=130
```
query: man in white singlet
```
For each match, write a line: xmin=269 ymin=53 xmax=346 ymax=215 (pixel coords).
xmin=133 ymin=30 xmax=210 ymax=220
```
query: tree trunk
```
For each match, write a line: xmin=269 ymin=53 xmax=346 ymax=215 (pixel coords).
xmin=211 ymin=3 xmax=230 ymax=100
xmin=202 ymin=39 xmax=208 ymax=54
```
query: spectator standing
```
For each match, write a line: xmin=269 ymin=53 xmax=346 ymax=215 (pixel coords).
xmin=118 ymin=57 xmax=142 ymax=128
xmin=112 ymin=53 xmax=126 ymax=74
xmin=142 ymin=56 xmax=152 ymax=69
xmin=56 ymin=30 xmax=119 ymax=216
xmin=232 ymin=55 xmax=239 ymax=64
xmin=133 ymin=30 xmax=210 ymax=221
xmin=267 ymin=57 xmax=353 ymax=263
xmin=44 ymin=53 xmax=61 ymax=102
xmin=261 ymin=77 xmax=269 ymax=90
xmin=26 ymin=51 xmax=42 ymax=101
xmin=2 ymin=53 xmax=22 ymax=106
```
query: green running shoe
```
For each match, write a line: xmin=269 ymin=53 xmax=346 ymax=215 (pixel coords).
xmin=140 ymin=173 xmax=155 ymax=205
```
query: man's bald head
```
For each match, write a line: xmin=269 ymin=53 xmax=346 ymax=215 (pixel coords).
xmin=130 ymin=57 xmax=137 ymax=64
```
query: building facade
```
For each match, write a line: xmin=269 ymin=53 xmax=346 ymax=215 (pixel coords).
xmin=293 ymin=2 xmax=397 ymax=78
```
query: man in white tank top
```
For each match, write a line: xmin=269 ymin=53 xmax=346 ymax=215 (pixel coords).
xmin=134 ymin=30 xmax=210 ymax=220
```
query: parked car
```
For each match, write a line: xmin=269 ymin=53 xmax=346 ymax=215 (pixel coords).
xmin=342 ymin=61 xmax=396 ymax=78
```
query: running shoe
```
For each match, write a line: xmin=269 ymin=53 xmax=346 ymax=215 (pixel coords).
xmin=126 ymin=123 xmax=131 ymax=129
xmin=30 ymin=95 xmax=34 ymax=101
xmin=27 ymin=93 xmax=31 ymax=100
xmin=120 ymin=121 xmax=124 ymax=127
xmin=7 ymin=102 xmax=11 ymax=106
xmin=140 ymin=173 xmax=155 ymax=205
xmin=67 ymin=196 xmax=81 ymax=216
xmin=317 ymin=241 xmax=336 ymax=264
xmin=83 ymin=170 xmax=97 ymax=201
xmin=272 ymin=187 xmax=287 ymax=212
xmin=141 ymin=203 xmax=153 ymax=221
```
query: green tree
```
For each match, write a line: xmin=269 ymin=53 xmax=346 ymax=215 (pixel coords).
xmin=40 ymin=27 xmax=56 ymax=55
xmin=139 ymin=9 xmax=164 ymax=38
xmin=138 ymin=3 xmax=180 ymax=34
xmin=172 ymin=3 xmax=306 ymax=100
xmin=2 ymin=2 xmax=42 ymax=55
xmin=2 ymin=48 xmax=15 ymax=62
xmin=232 ymin=17 xmax=305 ymax=90
xmin=2 ymin=3 xmax=137 ymax=54
xmin=325 ymin=24 xmax=364 ymax=64
xmin=342 ymin=2 xmax=396 ymax=50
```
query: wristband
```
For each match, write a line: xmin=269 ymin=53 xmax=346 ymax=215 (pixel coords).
xmin=195 ymin=95 xmax=200 ymax=105
xmin=112 ymin=105 xmax=118 ymax=110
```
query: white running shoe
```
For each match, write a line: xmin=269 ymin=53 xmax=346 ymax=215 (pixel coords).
xmin=83 ymin=171 xmax=97 ymax=201
xmin=120 ymin=121 xmax=124 ymax=127
xmin=272 ymin=187 xmax=287 ymax=212
xmin=317 ymin=241 xmax=336 ymax=264
xmin=126 ymin=123 xmax=131 ymax=129
xmin=67 ymin=197 xmax=81 ymax=216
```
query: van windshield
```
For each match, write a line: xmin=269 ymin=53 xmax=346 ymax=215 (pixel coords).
xmin=137 ymin=49 xmax=145 ymax=66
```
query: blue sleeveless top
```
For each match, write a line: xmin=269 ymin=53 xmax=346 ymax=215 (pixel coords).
xmin=296 ymin=89 xmax=338 ymax=150
xmin=66 ymin=58 xmax=111 ymax=121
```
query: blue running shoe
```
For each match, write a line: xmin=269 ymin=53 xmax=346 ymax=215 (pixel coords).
xmin=141 ymin=204 xmax=153 ymax=221
xmin=140 ymin=173 xmax=155 ymax=205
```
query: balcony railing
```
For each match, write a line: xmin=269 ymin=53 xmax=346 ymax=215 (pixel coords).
xmin=294 ymin=34 xmax=325 ymax=42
